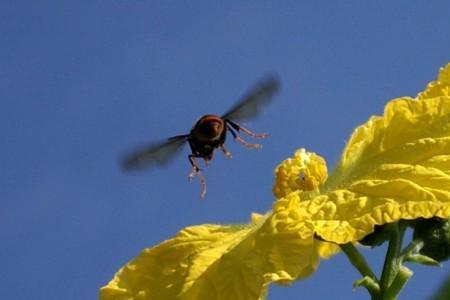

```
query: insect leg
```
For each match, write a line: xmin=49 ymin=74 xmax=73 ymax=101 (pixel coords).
xmin=220 ymin=144 xmax=232 ymax=159
xmin=226 ymin=120 xmax=268 ymax=138
xmin=188 ymin=154 xmax=207 ymax=198
xmin=226 ymin=122 xmax=263 ymax=149
xmin=188 ymin=154 xmax=201 ymax=172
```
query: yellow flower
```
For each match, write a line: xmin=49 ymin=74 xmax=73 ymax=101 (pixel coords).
xmin=100 ymin=63 xmax=450 ymax=300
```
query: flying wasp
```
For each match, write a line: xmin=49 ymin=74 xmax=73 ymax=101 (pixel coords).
xmin=121 ymin=76 xmax=280 ymax=198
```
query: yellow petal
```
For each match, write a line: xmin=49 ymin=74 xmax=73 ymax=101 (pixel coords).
xmin=100 ymin=204 xmax=324 ymax=300
xmin=417 ymin=63 xmax=450 ymax=100
xmin=326 ymin=97 xmax=450 ymax=189
xmin=312 ymin=63 xmax=450 ymax=242
xmin=272 ymin=193 xmax=341 ymax=259
xmin=308 ymin=185 xmax=450 ymax=244
xmin=100 ymin=224 xmax=253 ymax=300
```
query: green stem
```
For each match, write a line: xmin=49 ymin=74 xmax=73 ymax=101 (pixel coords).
xmin=340 ymin=243 xmax=379 ymax=298
xmin=378 ymin=221 xmax=407 ymax=299
xmin=354 ymin=277 xmax=380 ymax=298
xmin=341 ymin=243 xmax=377 ymax=280
xmin=400 ymin=239 xmax=424 ymax=258
xmin=400 ymin=239 xmax=440 ymax=266
xmin=384 ymin=266 xmax=413 ymax=300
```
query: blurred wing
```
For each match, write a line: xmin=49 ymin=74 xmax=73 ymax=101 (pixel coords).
xmin=121 ymin=135 xmax=189 ymax=171
xmin=222 ymin=76 xmax=280 ymax=121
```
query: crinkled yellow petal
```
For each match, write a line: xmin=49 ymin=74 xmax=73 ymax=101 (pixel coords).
xmin=417 ymin=63 xmax=450 ymax=100
xmin=308 ymin=63 xmax=450 ymax=242
xmin=307 ymin=185 xmax=450 ymax=244
xmin=270 ymin=192 xmax=340 ymax=259
xmin=326 ymin=63 xmax=450 ymax=189
xmin=100 ymin=224 xmax=249 ymax=300
xmin=100 ymin=205 xmax=324 ymax=300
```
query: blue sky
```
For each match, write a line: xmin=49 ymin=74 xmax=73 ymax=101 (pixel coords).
xmin=1 ymin=1 xmax=449 ymax=299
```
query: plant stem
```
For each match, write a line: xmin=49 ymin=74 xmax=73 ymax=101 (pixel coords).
xmin=400 ymin=239 xmax=424 ymax=258
xmin=341 ymin=243 xmax=377 ymax=280
xmin=384 ymin=266 xmax=413 ymax=300
xmin=340 ymin=243 xmax=379 ymax=298
xmin=378 ymin=221 xmax=407 ymax=299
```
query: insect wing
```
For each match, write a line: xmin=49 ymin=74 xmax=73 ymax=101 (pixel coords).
xmin=121 ymin=135 xmax=189 ymax=171
xmin=222 ymin=76 xmax=280 ymax=122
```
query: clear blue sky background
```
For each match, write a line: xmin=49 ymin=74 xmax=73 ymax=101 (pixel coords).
xmin=1 ymin=1 xmax=449 ymax=299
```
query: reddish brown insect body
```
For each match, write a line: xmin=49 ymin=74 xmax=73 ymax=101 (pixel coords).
xmin=121 ymin=77 xmax=280 ymax=198
xmin=186 ymin=114 xmax=268 ymax=197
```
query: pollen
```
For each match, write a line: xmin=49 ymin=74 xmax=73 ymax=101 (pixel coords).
xmin=273 ymin=148 xmax=328 ymax=198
